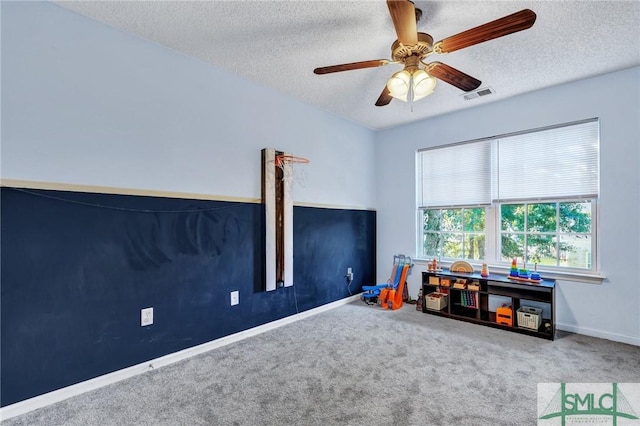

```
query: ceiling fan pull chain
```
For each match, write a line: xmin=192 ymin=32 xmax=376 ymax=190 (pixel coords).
xmin=409 ymin=74 xmax=415 ymax=112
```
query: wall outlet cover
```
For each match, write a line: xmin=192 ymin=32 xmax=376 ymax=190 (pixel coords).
xmin=141 ymin=307 xmax=153 ymax=326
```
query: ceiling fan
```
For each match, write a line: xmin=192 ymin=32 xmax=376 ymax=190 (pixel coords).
xmin=313 ymin=0 xmax=536 ymax=106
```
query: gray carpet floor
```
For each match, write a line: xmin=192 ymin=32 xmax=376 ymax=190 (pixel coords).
xmin=3 ymin=301 xmax=639 ymax=425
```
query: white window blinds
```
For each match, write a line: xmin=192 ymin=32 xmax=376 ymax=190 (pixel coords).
xmin=418 ymin=119 xmax=599 ymax=208
xmin=496 ymin=119 xmax=599 ymax=201
xmin=418 ymin=140 xmax=492 ymax=208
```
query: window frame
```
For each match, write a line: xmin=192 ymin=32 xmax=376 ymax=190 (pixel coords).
xmin=416 ymin=119 xmax=602 ymax=282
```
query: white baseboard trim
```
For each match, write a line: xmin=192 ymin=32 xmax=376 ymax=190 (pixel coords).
xmin=0 ymin=295 xmax=361 ymax=421
xmin=556 ymin=322 xmax=639 ymax=346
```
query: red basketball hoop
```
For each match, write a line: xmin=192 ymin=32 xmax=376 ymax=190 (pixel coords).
xmin=274 ymin=154 xmax=309 ymax=186
xmin=275 ymin=154 xmax=310 ymax=167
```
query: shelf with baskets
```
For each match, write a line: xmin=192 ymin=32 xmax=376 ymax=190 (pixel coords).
xmin=422 ymin=269 xmax=555 ymax=340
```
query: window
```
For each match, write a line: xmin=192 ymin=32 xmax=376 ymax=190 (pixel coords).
xmin=499 ymin=201 xmax=593 ymax=269
xmin=422 ymin=208 xmax=485 ymax=260
xmin=417 ymin=119 xmax=599 ymax=274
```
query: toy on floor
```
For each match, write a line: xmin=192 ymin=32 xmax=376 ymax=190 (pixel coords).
xmin=361 ymin=254 xmax=413 ymax=310
xmin=361 ymin=255 xmax=401 ymax=305
xmin=416 ymin=288 xmax=423 ymax=311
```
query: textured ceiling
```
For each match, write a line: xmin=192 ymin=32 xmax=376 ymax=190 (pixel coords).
xmin=53 ymin=1 xmax=640 ymax=130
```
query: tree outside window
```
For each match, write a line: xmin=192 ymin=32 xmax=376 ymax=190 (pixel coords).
xmin=500 ymin=201 xmax=592 ymax=268
xmin=422 ymin=207 xmax=485 ymax=260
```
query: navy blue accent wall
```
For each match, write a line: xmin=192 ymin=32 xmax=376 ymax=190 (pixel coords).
xmin=294 ymin=206 xmax=376 ymax=311
xmin=0 ymin=188 xmax=376 ymax=406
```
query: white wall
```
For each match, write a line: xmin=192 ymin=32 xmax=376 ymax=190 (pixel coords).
xmin=375 ymin=67 xmax=640 ymax=346
xmin=1 ymin=1 xmax=376 ymax=209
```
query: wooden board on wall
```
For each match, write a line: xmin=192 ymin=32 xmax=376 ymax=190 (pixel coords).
xmin=262 ymin=148 xmax=293 ymax=291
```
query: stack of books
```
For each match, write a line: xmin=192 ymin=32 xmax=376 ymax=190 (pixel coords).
xmin=460 ymin=290 xmax=478 ymax=308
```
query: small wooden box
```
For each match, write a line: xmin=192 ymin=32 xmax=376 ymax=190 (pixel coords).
xmin=428 ymin=276 xmax=440 ymax=285
xmin=467 ymin=281 xmax=480 ymax=291
xmin=426 ymin=292 xmax=448 ymax=311
xmin=453 ymin=279 xmax=468 ymax=289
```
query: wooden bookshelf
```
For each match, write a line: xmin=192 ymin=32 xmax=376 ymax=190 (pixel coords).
xmin=422 ymin=269 xmax=555 ymax=340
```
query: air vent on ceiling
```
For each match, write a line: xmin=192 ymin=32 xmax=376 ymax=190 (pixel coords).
xmin=462 ymin=87 xmax=495 ymax=101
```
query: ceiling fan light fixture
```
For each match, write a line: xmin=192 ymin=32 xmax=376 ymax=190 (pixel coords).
xmin=387 ymin=70 xmax=411 ymax=101
xmin=412 ymin=69 xmax=437 ymax=101
xmin=387 ymin=68 xmax=436 ymax=103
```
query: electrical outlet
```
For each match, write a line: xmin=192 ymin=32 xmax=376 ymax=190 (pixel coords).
xmin=347 ymin=267 xmax=353 ymax=281
xmin=230 ymin=291 xmax=239 ymax=306
xmin=141 ymin=307 xmax=153 ymax=327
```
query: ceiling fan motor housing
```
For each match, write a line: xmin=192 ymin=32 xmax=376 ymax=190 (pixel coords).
xmin=391 ymin=32 xmax=433 ymax=62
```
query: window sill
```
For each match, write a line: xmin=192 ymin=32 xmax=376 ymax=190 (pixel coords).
xmin=414 ymin=258 xmax=605 ymax=284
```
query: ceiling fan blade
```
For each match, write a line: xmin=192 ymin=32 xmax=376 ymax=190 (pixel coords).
xmin=314 ymin=59 xmax=390 ymax=75
xmin=427 ymin=62 xmax=481 ymax=92
xmin=435 ymin=9 xmax=536 ymax=54
xmin=375 ymin=86 xmax=393 ymax=107
xmin=387 ymin=0 xmax=418 ymax=46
